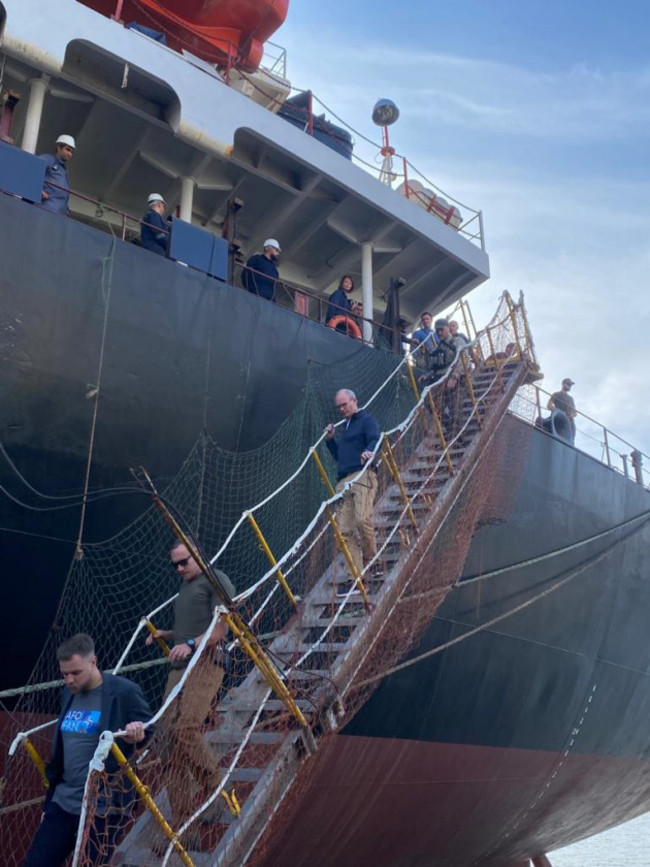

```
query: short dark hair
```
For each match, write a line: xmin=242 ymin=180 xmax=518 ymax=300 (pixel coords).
xmin=422 ymin=311 xmax=432 ymax=318
xmin=57 ymin=633 xmax=95 ymax=661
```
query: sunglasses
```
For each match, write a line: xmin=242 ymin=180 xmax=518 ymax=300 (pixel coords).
xmin=171 ymin=556 xmax=191 ymax=570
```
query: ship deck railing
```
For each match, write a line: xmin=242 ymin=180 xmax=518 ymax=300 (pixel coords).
xmin=0 ymin=175 xmax=433 ymax=353
xmin=510 ymin=383 xmax=649 ymax=488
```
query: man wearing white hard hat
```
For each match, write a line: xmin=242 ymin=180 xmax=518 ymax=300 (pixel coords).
xmin=241 ymin=238 xmax=281 ymax=302
xmin=38 ymin=134 xmax=76 ymax=215
xmin=140 ymin=193 xmax=168 ymax=256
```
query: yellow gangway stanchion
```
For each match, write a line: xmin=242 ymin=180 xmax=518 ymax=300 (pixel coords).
xmin=110 ymin=741 xmax=195 ymax=867
xmin=221 ymin=787 xmax=241 ymax=817
xmin=504 ymin=292 xmax=523 ymax=356
xmin=22 ymin=737 xmax=49 ymax=789
xmin=426 ymin=391 xmax=454 ymax=476
xmin=143 ymin=619 xmax=170 ymax=657
xmin=246 ymin=512 xmax=298 ymax=608
xmin=460 ymin=353 xmax=481 ymax=429
xmin=381 ymin=434 xmax=418 ymax=530
xmin=136 ymin=469 xmax=313 ymax=736
xmin=406 ymin=359 xmax=420 ymax=402
xmin=519 ymin=293 xmax=539 ymax=367
xmin=485 ymin=326 xmax=505 ymax=390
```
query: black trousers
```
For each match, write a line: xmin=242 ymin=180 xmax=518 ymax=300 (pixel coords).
xmin=24 ymin=800 xmax=128 ymax=866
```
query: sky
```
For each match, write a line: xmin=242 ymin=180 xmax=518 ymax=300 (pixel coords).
xmin=276 ymin=0 xmax=650 ymax=462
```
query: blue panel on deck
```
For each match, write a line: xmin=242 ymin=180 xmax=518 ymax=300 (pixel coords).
xmin=0 ymin=141 xmax=46 ymax=202
xmin=168 ymin=217 xmax=228 ymax=281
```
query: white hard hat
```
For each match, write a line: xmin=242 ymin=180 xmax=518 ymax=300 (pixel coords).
xmin=263 ymin=238 xmax=281 ymax=251
xmin=56 ymin=134 xmax=76 ymax=149
xmin=147 ymin=193 xmax=165 ymax=205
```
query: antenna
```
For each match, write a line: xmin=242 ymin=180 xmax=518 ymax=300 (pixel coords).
xmin=372 ymin=99 xmax=400 ymax=186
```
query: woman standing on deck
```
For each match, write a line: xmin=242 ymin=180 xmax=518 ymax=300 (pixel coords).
xmin=326 ymin=275 xmax=356 ymax=324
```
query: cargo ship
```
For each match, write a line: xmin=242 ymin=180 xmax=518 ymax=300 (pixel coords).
xmin=0 ymin=2 xmax=648 ymax=865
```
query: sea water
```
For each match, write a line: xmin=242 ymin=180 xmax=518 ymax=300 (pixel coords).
xmin=551 ymin=811 xmax=650 ymax=866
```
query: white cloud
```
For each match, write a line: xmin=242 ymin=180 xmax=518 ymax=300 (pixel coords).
xmin=279 ymin=26 xmax=650 ymax=457
xmin=285 ymin=29 xmax=650 ymax=142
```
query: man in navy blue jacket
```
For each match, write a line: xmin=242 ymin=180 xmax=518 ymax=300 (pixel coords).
xmin=241 ymin=238 xmax=281 ymax=301
xmin=24 ymin=633 xmax=152 ymax=867
xmin=38 ymin=134 xmax=75 ymax=215
xmin=325 ymin=389 xmax=381 ymax=595
xmin=140 ymin=192 xmax=169 ymax=256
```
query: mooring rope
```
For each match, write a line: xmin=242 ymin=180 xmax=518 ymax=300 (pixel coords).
xmin=353 ymin=512 xmax=650 ymax=689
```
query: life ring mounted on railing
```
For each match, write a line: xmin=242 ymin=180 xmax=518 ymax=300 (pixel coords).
xmin=327 ymin=315 xmax=362 ymax=341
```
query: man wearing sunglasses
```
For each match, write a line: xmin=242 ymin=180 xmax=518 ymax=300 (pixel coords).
xmin=146 ymin=543 xmax=235 ymax=831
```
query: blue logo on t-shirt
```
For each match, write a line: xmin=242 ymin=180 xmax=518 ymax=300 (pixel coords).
xmin=61 ymin=710 xmax=101 ymax=734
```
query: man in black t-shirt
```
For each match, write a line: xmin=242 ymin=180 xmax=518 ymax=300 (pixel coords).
xmin=24 ymin=634 xmax=151 ymax=867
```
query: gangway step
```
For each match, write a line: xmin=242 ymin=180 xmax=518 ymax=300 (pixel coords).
xmin=300 ymin=611 xmax=367 ymax=627
xmin=253 ymin=668 xmax=330 ymax=683
xmin=206 ymin=730 xmax=285 ymax=745
xmin=309 ymin=589 xmax=379 ymax=605
xmin=229 ymin=767 xmax=264 ymax=783
xmin=291 ymin=642 xmax=349 ymax=654
xmin=219 ymin=698 xmax=313 ymax=712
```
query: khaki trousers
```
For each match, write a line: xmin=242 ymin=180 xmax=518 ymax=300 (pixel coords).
xmin=335 ymin=470 xmax=378 ymax=576
xmin=160 ymin=653 xmax=224 ymax=825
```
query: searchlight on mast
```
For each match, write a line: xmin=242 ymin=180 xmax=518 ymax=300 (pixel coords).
xmin=372 ymin=98 xmax=399 ymax=186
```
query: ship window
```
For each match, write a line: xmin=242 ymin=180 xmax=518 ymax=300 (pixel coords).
xmin=63 ymin=40 xmax=180 ymax=131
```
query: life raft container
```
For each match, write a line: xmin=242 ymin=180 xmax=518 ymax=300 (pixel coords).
xmin=328 ymin=315 xmax=362 ymax=340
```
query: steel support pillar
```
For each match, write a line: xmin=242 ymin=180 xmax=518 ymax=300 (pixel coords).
xmin=361 ymin=241 xmax=374 ymax=345
xmin=180 ymin=176 xmax=195 ymax=223
xmin=22 ymin=76 xmax=49 ymax=154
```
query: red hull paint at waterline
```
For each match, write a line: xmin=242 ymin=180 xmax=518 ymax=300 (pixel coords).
xmin=258 ymin=737 xmax=650 ymax=867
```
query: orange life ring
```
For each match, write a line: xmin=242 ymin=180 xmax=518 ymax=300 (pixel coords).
xmin=328 ymin=315 xmax=362 ymax=341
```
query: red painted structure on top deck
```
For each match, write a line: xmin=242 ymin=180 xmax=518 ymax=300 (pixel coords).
xmin=77 ymin=0 xmax=289 ymax=70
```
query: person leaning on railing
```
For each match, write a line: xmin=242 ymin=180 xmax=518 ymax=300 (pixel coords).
xmin=140 ymin=192 xmax=169 ymax=256
xmin=547 ymin=378 xmax=577 ymax=443
xmin=241 ymin=238 xmax=281 ymax=302
xmin=326 ymin=275 xmax=355 ymax=324
xmin=411 ymin=311 xmax=438 ymax=350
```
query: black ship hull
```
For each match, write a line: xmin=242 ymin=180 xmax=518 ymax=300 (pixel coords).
xmin=0 ymin=193 xmax=369 ymax=690
xmin=1 ymin=193 xmax=649 ymax=864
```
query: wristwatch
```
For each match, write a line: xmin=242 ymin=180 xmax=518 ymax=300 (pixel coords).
xmin=186 ymin=639 xmax=196 ymax=652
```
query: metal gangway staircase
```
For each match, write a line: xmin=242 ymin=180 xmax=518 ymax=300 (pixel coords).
xmin=6 ymin=294 xmax=539 ymax=867
xmin=108 ymin=295 xmax=539 ymax=867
